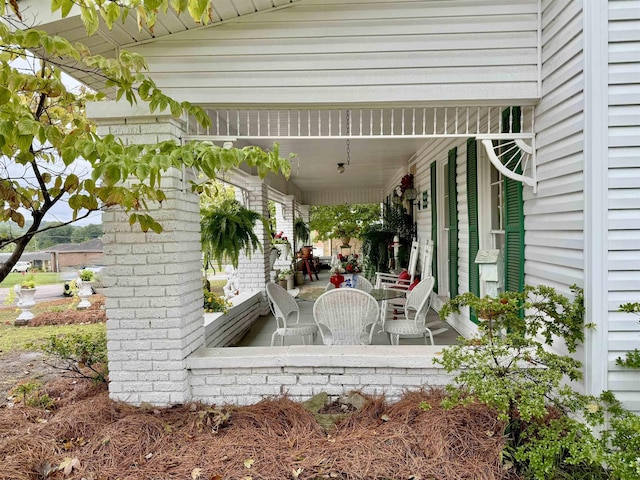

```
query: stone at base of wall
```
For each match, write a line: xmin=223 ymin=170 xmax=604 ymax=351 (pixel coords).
xmin=187 ymin=345 xmax=454 ymax=406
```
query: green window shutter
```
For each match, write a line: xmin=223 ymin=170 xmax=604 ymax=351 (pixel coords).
xmin=466 ymin=138 xmax=479 ymax=323
xmin=502 ymin=107 xmax=525 ymax=293
xmin=448 ymin=147 xmax=459 ymax=298
xmin=430 ymin=162 xmax=438 ymax=293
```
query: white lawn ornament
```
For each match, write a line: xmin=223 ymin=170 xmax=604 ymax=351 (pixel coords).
xmin=223 ymin=265 xmax=240 ymax=299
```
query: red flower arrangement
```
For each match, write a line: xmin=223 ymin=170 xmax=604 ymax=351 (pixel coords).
xmin=400 ymin=174 xmax=414 ymax=194
xmin=337 ymin=254 xmax=362 ymax=273
xmin=273 ymin=231 xmax=290 ymax=245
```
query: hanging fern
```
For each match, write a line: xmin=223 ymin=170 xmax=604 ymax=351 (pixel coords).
xmin=294 ymin=217 xmax=310 ymax=246
xmin=201 ymin=199 xmax=266 ymax=268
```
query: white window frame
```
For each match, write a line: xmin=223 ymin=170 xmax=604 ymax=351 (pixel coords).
xmin=477 ymin=145 xmax=505 ymax=297
xmin=437 ymin=160 xmax=450 ymax=297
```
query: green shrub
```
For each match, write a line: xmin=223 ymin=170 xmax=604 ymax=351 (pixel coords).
xmin=10 ymin=380 xmax=56 ymax=409
xmin=616 ymin=302 xmax=640 ymax=369
xmin=438 ymin=285 xmax=640 ymax=479
xmin=32 ymin=331 xmax=108 ymax=383
xmin=203 ymin=288 xmax=231 ymax=313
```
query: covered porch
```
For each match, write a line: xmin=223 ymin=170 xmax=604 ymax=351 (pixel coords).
xmin=94 ymin=102 xmax=534 ymax=406
xmin=73 ymin=0 xmax=539 ymax=406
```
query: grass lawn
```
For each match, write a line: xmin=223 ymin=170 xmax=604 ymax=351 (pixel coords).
xmin=0 ymin=272 xmax=62 ymax=288
xmin=0 ymin=301 xmax=105 ymax=355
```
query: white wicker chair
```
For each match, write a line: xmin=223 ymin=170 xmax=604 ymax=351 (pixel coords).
xmin=354 ymin=275 xmax=374 ymax=293
xmin=313 ymin=289 xmax=379 ymax=345
xmin=383 ymin=277 xmax=447 ymax=345
xmin=266 ymin=282 xmax=318 ymax=346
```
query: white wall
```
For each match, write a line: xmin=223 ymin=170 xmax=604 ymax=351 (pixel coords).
xmin=606 ymin=0 xmax=640 ymax=412
xmin=133 ymin=0 xmax=539 ymax=105
xmin=529 ymin=0 xmax=585 ymax=294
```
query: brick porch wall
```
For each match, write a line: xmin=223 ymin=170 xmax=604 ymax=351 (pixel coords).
xmin=187 ymin=346 xmax=453 ymax=405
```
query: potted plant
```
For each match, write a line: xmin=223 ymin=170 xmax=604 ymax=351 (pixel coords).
xmin=272 ymin=231 xmax=292 ymax=261
xmin=14 ymin=276 xmax=37 ymax=325
xmin=77 ymin=269 xmax=96 ymax=309
xmin=294 ymin=217 xmax=310 ymax=248
xmin=201 ymin=199 xmax=267 ymax=268
xmin=277 ymin=268 xmax=293 ymax=290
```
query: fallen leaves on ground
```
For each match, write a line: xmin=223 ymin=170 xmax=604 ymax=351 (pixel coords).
xmin=0 ymin=377 xmax=519 ymax=480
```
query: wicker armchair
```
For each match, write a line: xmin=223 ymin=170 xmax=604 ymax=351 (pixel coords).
xmin=383 ymin=277 xmax=447 ymax=345
xmin=266 ymin=282 xmax=318 ymax=346
xmin=354 ymin=275 xmax=374 ymax=293
xmin=313 ymin=289 xmax=379 ymax=345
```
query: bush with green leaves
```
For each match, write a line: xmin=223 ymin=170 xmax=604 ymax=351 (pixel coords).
xmin=203 ymin=288 xmax=232 ymax=314
xmin=33 ymin=331 xmax=108 ymax=383
xmin=10 ymin=380 xmax=56 ymax=409
xmin=616 ymin=302 xmax=640 ymax=369
xmin=438 ymin=285 xmax=640 ymax=479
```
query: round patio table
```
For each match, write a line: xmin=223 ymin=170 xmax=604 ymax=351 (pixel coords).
xmin=297 ymin=286 xmax=405 ymax=302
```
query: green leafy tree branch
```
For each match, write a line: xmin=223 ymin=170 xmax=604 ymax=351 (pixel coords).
xmin=0 ymin=1 xmax=291 ymax=281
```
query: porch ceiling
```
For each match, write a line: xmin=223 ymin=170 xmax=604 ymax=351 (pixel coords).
xmin=247 ymin=136 xmax=424 ymax=199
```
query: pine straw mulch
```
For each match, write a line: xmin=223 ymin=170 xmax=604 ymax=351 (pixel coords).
xmin=0 ymin=378 xmax=520 ymax=480
xmin=26 ymin=296 xmax=106 ymax=326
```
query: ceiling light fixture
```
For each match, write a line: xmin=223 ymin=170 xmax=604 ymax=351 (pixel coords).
xmin=337 ymin=163 xmax=345 ymax=174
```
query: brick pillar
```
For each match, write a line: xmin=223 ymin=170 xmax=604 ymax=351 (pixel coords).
xmin=281 ymin=195 xmax=295 ymax=247
xmin=297 ymin=204 xmax=311 ymax=250
xmin=298 ymin=204 xmax=310 ymax=225
xmin=90 ymin=102 xmax=204 ymax=405
xmin=235 ymin=177 xmax=271 ymax=311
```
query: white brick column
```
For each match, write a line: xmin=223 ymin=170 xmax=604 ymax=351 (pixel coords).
xmin=235 ymin=177 xmax=271 ymax=311
xmin=90 ymin=102 xmax=204 ymax=405
xmin=298 ymin=205 xmax=310 ymax=225
xmin=281 ymin=195 xmax=296 ymax=247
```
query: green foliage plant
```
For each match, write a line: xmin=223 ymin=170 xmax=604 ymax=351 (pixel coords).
xmin=78 ymin=269 xmax=95 ymax=282
xmin=277 ymin=268 xmax=292 ymax=281
xmin=203 ymin=288 xmax=232 ymax=314
xmin=294 ymin=217 xmax=310 ymax=246
xmin=33 ymin=331 xmax=108 ymax=383
xmin=20 ymin=275 xmax=36 ymax=289
xmin=616 ymin=302 xmax=640 ymax=369
xmin=309 ymin=204 xmax=381 ymax=241
xmin=10 ymin=380 xmax=56 ymax=409
xmin=361 ymin=225 xmax=394 ymax=278
xmin=201 ymin=199 xmax=267 ymax=269
xmin=436 ymin=285 xmax=640 ymax=478
xmin=0 ymin=1 xmax=291 ymax=282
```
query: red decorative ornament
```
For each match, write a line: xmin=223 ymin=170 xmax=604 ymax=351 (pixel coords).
xmin=330 ymin=274 xmax=344 ymax=289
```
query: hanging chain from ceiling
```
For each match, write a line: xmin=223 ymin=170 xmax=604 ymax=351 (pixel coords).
xmin=345 ymin=109 xmax=351 ymax=166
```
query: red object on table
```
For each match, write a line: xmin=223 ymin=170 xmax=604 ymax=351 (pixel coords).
xmin=329 ymin=274 xmax=344 ymax=289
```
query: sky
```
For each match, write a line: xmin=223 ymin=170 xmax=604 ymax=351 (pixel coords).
xmin=6 ymin=56 xmax=102 ymax=227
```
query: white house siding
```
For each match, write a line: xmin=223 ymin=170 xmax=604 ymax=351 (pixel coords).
xmin=607 ymin=0 xmax=640 ymax=412
xmin=413 ymin=137 xmax=477 ymax=338
xmin=131 ymin=0 xmax=539 ymax=105
xmin=529 ymin=0 xmax=585 ymax=296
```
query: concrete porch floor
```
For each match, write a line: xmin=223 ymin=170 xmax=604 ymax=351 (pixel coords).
xmin=237 ymin=269 xmax=461 ymax=347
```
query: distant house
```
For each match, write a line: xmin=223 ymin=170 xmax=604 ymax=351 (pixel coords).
xmin=0 ymin=251 xmax=52 ymax=272
xmin=46 ymin=238 xmax=104 ymax=272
